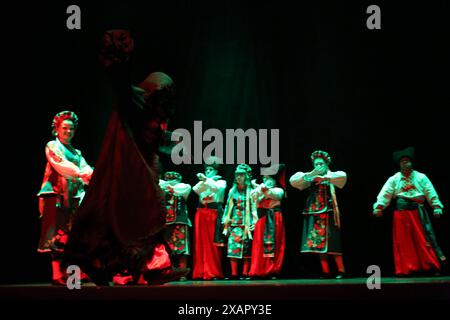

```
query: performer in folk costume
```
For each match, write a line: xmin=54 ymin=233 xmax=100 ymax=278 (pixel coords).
xmin=249 ymin=164 xmax=286 ymax=279
xmin=192 ymin=156 xmax=227 ymax=280
xmin=65 ymin=30 xmax=188 ymax=285
xmin=159 ymin=171 xmax=192 ymax=278
xmin=37 ymin=110 xmax=93 ymax=285
xmin=372 ymin=146 xmax=446 ymax=276
xmin=222 ymin=164 xmax=258 ymax=280
xmin=290 ymin=151 xmax=347 ymax=279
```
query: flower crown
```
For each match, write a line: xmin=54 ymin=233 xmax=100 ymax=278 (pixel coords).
xmin=311 ymin=150 xmax=331 ymax=165
xmin=235 ymin=163 xmax=252 ymax=178
xmin=52 ymin=110 xmax=78 ymax=136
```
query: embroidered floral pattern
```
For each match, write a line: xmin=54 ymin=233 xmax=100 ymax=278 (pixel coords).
xmin=165 ymin=194 xmax=176 ymax=223
xmin=226 ymin=191 xmax=253 ymax=258
xmin=231 ymin=197 xmax=245 ymax=225
xmin=42 ymin=226 xmax=70 ymax=252
xmin=166 ymin=225 xmax=189 ymax=255
xmin=305 ymin=185 xmax=328 ymax=213
xmin=262 ymin=210 xmax=276 ymax=256
xmin=227 ymin=226 xmax=245 ymax=258
xmin=400 ymin=174 xmax=418 ymax=195
xmin=306 ymin=214 xmax=327 ymax=250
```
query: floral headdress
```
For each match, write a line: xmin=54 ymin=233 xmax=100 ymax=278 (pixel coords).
xmin=52 ymin=110 xmax=78 ymax=137
xmin=235 ymin=163 xmax=252 ymax=179
xmin=311 ymin=150 xmax=331 ymax=165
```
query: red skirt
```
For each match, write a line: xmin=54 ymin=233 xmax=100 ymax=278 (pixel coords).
xmin=192 ymin=208 xmax=224 ymax=279
xmin=393 ymin=209 xmax=441 ymax=275
xmin=249 ymin=211 xmax=285 ymax=277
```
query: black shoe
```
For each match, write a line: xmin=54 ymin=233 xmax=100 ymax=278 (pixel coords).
xmin=336 ymin=272 xmax=346 ymax=279
xmin=227 ymin=275 xmax=240 ymax=280
xmin=145 ymin=267 xmax=190 ymax=285
xmin=319 ymin=273 xmax=332 ymax=279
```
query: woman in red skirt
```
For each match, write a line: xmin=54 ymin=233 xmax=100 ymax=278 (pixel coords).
xmin=249 ymin=164 xmax=286 ymax=279
xmin=192 ymin=157 xmax=227 ymax=280
xmin=37 ymin=111 xmax=93 ymax=285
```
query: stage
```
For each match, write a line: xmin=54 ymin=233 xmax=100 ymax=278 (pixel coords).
xmin=2 ymin=277 xmax=449 ymax=301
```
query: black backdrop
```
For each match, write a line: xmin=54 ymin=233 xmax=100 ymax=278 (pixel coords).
xmin=16 ymin=0 xmax=450 ymax=284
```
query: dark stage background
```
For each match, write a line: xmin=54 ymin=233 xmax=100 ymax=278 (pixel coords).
xmin=14 ymin=1 xmax=450 ymax=284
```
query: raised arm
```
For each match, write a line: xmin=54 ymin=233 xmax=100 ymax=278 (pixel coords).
xmin=172 ymin=183 xmax=192 ymax=200
xmin=327 ymin=171 xmax=347 ymax=189
xmin=193 ymin=176 xmax=225 ymax=195
xmin=251 ymin=183 xmax=284 ymax=201
xmin=265 ymin=187 xmax=284 ymax=200
xmin=45 ymin=142 xmax=83 ymax=180
xmin=289 ymin=172 xmax=311 ymax=191
xmin=99 ymin=29 xmax=137 ymax=121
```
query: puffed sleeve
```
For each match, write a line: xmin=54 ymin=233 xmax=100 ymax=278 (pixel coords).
xmin=193 ymin=177 xmax=224 ymax=194
xmin=327 ymin=171 xmax=347 ymax=189
xmin=172 ymin=183 xmax=192 ymax=200
xmin=289 ymin=172 xmax=311 ymax=191
xmin=265 ymin=187 xmax=285 ymax=200
xmin=250 ymin=184 xmax=264 ymax=202
xmin=45 ymin=142 xmax=82 ymax=179
xmin=420 ymin=174 xmax=444 ymax=210
xmin=373 ymin=176 xmax=396 ymax=211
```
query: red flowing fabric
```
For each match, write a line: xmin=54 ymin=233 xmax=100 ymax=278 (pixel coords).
xmin=65 ymin=109 xmax=167 ymax=281
xmin=146 ymin=243 xmax=171 ymax=271
xmin=71 ymin=109 xmax=165 ymax=241
xmin=249 ymin=212 xmax=285 ymax=277
xmin=192 ymin=208 xmax=224 ymax=279
xmin=65 ymin=30 xmax=176 ymax=284
xmin=392 ymin=209 xmax=441 ymax=275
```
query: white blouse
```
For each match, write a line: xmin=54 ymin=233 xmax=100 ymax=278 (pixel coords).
xmin=159 ymin=180 xmax=191 ymax=200
xmin=289 ymin=170 xmax=347 ymax=191
xmin=250 ymin=184 xmax=284 ymax=209
xmin=373 ymin=170 xmax=443 ymax=211
xmin=45 ymin=138 xmax=92 ymax=180
xmin=193 ymin=176 xmax=227 ymax=204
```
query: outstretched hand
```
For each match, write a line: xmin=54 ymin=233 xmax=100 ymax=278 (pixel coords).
xmin=197 ymin=173 xmax=207 ymax=181
xmin=433 ymin=209 xmax=443 ymax=218
xmin=373 ymin=211 xmax=383 ymax=218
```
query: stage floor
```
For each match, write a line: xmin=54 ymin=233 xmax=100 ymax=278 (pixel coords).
xmin=1 ymin=277 xmax=449 ymax=301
